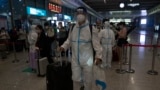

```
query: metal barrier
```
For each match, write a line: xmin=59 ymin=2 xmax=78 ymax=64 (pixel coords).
xmin=116 ymin=45 xmax=126 ymax=74
xmin=147 ymin=45 xmax=158 ymax=75
xmin=125 ymin=44 xmax=135 ymax=73
xmin=12 ymin=42 xmax=19 ymax=63
xmin=123 ymin=45 xmax=129 ymax=65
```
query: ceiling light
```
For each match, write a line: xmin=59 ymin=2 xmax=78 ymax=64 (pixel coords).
xmin=109 ymin=11 xmax=131 ymax=14
xmin=9 ymin=12 xmax=11 ymax=15
xmin=141 ymin=10 xmax=147 ymax=16
xmin=141 ymin=10 xmax=147 ymax=13
xmin=128 ymin=3 xmax=140 ymax=7
xmin=120 ymin=3 xmax=125 ymax=8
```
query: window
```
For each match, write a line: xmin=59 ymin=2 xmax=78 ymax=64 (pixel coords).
xmin=141 ymin=18 xmax=147 ymax=25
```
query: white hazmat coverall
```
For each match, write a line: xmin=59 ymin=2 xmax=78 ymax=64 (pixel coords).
xmin=61 ymin=20 xmax=102 ymax=90
xmin=99 ymin=22 xmax=115 ymax=68
xmin=28 ymin=25 xmax=38 ymax=52
xmin=28 ymin=25 xmax=38 ymax=69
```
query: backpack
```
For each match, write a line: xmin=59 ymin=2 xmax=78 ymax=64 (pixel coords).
xmin=70 ymin=24 xmax=96 ymax=59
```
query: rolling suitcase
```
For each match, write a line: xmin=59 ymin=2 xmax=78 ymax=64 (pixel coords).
xmin=37 ymin=50 xmax=48 ymax=77
xmin=46 ymin=52 xmax=73 ymax=90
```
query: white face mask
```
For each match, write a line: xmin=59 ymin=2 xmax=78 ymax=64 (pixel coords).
xmin=45 ymin=26 xmax=49 ymax=30
xmin=104 ymin=21 xmax=110 ymax=28
xmin=77 ymin=14 xmax=86 ymax=23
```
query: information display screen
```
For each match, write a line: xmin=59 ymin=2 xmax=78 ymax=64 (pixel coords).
xmin=27 ymin=6 xmax=46 ymax=16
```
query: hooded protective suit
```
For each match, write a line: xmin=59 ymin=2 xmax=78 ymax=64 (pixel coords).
xmin=28 ymin=25 xmax=38 ymax=70
xmin=99 ymin=21 xmax=115 ymax=68
xmin=61 ymin=20 xmax=102 ymax=90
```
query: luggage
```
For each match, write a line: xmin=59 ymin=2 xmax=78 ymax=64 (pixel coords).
xmin=92 ymin=65 xmax=107 ymax=90
xmin=37 ymin=57 xmax=48 ymax=77
xmin=36 ymin=50 xmax=48 ymax=77
xmin=112 ymin=49 xmax=119 ymax=62
xmin=46 ymin=52 xmax=73 ymax=90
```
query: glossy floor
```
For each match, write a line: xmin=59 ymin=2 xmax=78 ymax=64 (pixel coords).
xmin=0 ymin=29 xmax=160 ymax=90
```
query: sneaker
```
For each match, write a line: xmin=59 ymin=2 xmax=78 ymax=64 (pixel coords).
xmin=107 ymin=64 xmax=111 ymax=68
xmin=12 ymin=60 xmax=15 ymax=63
xmin=26 ymin=61 xmax=29 ymax=63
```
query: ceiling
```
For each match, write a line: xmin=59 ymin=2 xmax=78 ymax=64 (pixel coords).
xmin=83 ymin=0 xmax=160 ymax=12
xmin=82 ymin=0 xmax=160 ymax=19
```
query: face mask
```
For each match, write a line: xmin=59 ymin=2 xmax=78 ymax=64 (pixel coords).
xmin=58 ymin=25 xmax=61 ymax=28
xmin=35 ymin=30 xmax=39 ymax=33
xmin=77 ymin=14 xmax=86 ymax=23
xmin=104 ymin=21 xmax=110 ymax=29
xmin=45 ymin=26 xmax=49 ymax=30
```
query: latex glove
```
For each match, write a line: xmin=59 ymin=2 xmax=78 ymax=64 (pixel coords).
xmin=94 ymin=58 xmax=102 ymax=65
xmin=57 ymin=47 xmax=65 ymax=52
xmin=35 ymin=47 xmax=39 ymax=50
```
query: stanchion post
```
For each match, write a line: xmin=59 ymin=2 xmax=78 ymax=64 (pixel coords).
xmin=149 ymin=35 xmax=154 ymax=51
xmin=12 ymin=42 xmax=19 ymax=63
xmin=147 ymin=45 xmax=158 ymax=75
xmin=116 ymin=45 xmax=126 ymax=74
xmin=123 ymin=44 xmax=129 ymax=65
xmin=156 ymin=34 xmax=160 ymax=57
xmin=126 ymin=44 xmax=135 ymax=73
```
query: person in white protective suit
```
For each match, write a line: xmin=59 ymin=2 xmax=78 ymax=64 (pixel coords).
xmin=59 ymin=7 xmax=103 ymax=90
xmin=99 ymin=19 xmax=115 ymax=68
xmin=28 ymin=25 xmax=38 ymax=71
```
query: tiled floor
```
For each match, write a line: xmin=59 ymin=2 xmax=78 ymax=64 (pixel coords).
xmin=0 ymin=51 xmax=46 ymax=90
xmin=0 ymin=29 xmax=160 ymax=90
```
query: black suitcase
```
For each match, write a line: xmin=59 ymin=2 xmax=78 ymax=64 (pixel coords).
xmin=46 ymin=59 xmax=73 ymax=90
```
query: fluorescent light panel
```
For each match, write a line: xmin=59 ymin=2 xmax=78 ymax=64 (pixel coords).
xmin=128 ymin=3 xmax=140 ymax=7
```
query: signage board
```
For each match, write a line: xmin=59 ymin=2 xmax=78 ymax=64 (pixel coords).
xmin=48 ymin=3 xmax=62 ymax=13
xmin=27 ymin=7 xmax=46 ymax=16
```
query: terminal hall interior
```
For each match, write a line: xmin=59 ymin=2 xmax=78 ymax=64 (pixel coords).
xmin=0 ymin=0 xmax=160 ymax=90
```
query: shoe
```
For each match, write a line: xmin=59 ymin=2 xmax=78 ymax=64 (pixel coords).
xmin=80 ymin=86 xmax=84 ymax=90
xmin=26 ymin=61 xmax=29 ymax=63
xmin=32 ymin=69 xmax=36 ymax=73
xmin=107 ymin=64 xmax=111 ymax=68
xmin=16 ymin=60 xmax=19 ymax=62
xmin=12 ymin=60 xmax=15 ymax=63
xmin=2 ymin=56 xmax=7 ymax=59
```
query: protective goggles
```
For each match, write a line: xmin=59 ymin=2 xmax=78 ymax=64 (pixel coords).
xmin=76 ymin=9 xmax=87 ymax=15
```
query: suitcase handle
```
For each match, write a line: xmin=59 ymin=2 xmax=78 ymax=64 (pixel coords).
xmin=55 ymin=49 xmax=68 ymax=67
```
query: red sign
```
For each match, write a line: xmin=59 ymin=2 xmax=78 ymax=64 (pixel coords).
xmin=49 ymin=3 xmax=62 ymax=13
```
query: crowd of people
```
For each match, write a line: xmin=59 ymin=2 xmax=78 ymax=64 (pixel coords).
xmin=0 ymin=6 xmax=131 ymax=90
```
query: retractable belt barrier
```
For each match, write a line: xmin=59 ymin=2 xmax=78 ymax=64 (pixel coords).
xmin=0 ymin=41 xmax=27 ymax=45
xmin=116 ymin=43 xmax=160 ymax=75
xmin=0 ymin=41 xmax=27 ymax=63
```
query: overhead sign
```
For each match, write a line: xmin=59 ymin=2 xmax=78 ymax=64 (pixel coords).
xmin=27 ymin=7 xmax=46 ymax=16
xmin=48 ymin=3 xmax=62 ymax=13
xmin=64 ymin=15 xmax=71 ymax=21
